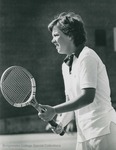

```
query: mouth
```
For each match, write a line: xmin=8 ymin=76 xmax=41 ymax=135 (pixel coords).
xmin=54 ymin=43 xmax=59 ymax=49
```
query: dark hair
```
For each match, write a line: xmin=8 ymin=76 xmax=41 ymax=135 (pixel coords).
xmin=48 ymin=12 xmax=87 ymax=47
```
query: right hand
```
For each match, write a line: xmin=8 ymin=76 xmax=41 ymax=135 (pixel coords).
xmin=38 ymin=104 xmax=56 ymax=122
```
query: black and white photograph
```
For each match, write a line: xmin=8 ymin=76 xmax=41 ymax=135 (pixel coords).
xmin=0 ymin=0 xmax=116 ymax=150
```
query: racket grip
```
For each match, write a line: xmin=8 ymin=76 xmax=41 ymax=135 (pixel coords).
xmin=48 ymin=120 xmax=65 ymax=136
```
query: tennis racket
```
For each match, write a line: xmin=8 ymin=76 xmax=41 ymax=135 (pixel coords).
xmin=0 ymin=66 xmax=65 ymax=135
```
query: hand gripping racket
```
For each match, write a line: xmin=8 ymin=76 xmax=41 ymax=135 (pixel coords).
xmin=0 ymin=66 xmax=65 ymax=136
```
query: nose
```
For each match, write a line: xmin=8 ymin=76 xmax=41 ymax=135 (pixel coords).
xmin=51 ymin=38 xmax=55 ymax=44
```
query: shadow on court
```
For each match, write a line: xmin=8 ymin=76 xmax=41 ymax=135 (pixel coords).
xmin=0 ymin=133 xmax=77 ymax=150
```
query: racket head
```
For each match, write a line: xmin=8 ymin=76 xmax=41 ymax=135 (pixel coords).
xmin=0 ymin=66 xmax=36 ymax=107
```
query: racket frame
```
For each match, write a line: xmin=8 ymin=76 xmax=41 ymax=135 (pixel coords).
xmin=0 ymin=66 xmax=43 ymax=112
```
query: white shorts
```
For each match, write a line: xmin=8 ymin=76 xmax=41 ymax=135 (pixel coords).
xmin=76 ymin=122 xmax=116 ymax=150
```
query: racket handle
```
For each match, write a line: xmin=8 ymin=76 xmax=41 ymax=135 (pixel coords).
xmin=30 ymin=101 xmax=65 ymax=136
xmin=48 ymin=120 xmax=65 ymax=136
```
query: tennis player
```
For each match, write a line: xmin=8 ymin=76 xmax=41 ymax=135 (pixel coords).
xmin=38 ymin=12 xmax=116 ymax=150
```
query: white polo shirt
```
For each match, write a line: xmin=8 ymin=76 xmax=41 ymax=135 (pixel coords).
xmin=62 ymin=46 xmax=116 ymax=142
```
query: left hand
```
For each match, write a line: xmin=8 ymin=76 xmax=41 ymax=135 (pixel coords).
xmin=51 ymin=123 xmax=64 ymax=134
xmin=38 ymin=104 xmax=56 ymax=122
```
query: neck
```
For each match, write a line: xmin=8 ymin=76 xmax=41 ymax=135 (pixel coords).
xmin=74 ymin=43 xmax=85 ymax=57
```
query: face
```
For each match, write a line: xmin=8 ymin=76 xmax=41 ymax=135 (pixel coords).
xmin=51 ymin=26 xmax=74 ymax=55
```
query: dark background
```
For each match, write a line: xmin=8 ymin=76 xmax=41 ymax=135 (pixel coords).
xmin=0 ymin=0 xmax=116 ymax=134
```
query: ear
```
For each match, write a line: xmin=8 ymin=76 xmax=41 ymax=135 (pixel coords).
xmin=68 ymin=36 xmax=73 ymax=41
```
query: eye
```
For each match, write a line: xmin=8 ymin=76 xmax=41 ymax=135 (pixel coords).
xmin=54 ymin=33 xmax=59 ymax=37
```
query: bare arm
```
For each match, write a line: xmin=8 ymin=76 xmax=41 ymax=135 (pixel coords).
xmin=54 ymin=88 xmax=95 ymax=114
xmin=38 ymin=88 xmax=95 ymax=121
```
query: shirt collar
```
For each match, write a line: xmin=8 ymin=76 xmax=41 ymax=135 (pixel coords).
xmin=63 ymin=44 xmax=85 ymax=74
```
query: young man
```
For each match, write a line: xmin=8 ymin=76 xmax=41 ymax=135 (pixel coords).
xmin=38 ymin=12 xmax=116 ymax=150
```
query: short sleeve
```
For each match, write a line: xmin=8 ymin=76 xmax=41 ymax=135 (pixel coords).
xmin=79 ymin=56 xmax=97 ymax=89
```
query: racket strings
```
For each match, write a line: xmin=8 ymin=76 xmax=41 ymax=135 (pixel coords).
xmin=2 ymin=68 xmax=32 ymax=104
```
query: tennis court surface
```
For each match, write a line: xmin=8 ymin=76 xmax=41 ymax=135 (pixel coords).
xmin=0 ymin=133 xmax=77 ymax=150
